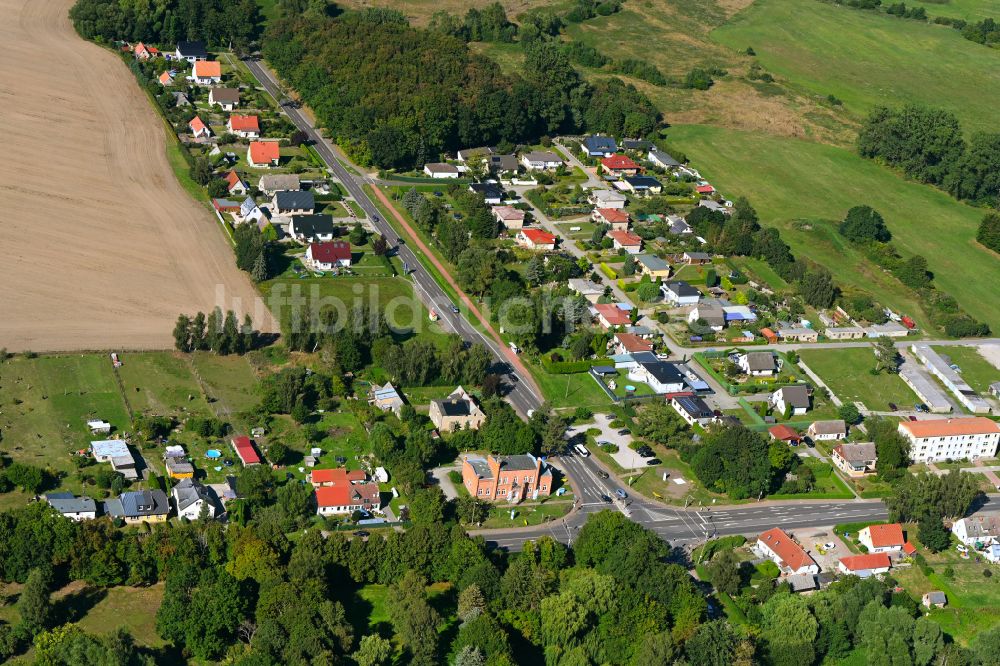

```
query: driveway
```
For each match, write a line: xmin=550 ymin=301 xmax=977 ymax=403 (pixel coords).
xmin=567 ymin=413 xmax=647 ymax=469
xmin=429 ymin=464 xmax=461 ymax=500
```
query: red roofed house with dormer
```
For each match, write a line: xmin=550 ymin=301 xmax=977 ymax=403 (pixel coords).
xmin=516 ymin=228 xmax=557 ymax=251
xmin=600 ymin=154 xmax=641 ymax=177
xmin=189 ymin=116 xmax=211 ymax=139
xmin=756 ymin=527 xmax=819 ymax=575
xmin=306 ymin=242 xmax=352 ymax=270
xmin=227 ymin=114 xmax=260 ymax=138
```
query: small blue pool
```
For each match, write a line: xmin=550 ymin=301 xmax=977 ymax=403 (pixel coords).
xmin=206 ymin=449 xmax=222 ymax=459
xmin=625 ymin=385 xmax=636 ymax=392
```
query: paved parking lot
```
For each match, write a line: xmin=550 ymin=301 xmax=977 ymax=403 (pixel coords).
xmin=566 ymin=413 xmax=648 ymax=469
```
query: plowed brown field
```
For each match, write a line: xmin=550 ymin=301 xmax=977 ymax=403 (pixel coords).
xmin=0 ymin=0 xmax=276 ymax=352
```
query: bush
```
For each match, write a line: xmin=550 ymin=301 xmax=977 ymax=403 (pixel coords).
xmin=599 ymin=443 xmax=619 ymax=454
xmin=609 ymin=419 xmax=625 ymax=428
xmin=573 ymin=407 xmax=593 ymax=422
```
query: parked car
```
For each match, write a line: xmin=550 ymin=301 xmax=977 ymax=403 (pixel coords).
xmin=888 ymin=402 xmax=898 ymax=411
xmin=353 ymin=531 xmax=370 ymax=538
xmin=637 ymin=448 xmax=654 ymax=458
xmin=615 ymin=488 xmax=628 ymax=499
xmin=646 ymin=458 xmax=662 ymax=466
xmin=908 ymin=415 xmax=918 ymax=421
xmin=618 ymin=428 xmax=631 ymax=436
xmin=596 ymin=470 xmax=610 ymax=480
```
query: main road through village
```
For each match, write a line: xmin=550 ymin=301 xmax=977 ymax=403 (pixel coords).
xmin=242 ymin=56 xmax=999 ymax=552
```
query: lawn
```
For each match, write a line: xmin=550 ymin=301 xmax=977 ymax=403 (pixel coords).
xmin=73 ymin=583 xmax=166 ymax=648
xmin=531 ymin=369 xmax=615 ymax=411
xmin=0 ymin=354 xmax=130 ymax=484
xmin=799 ymin=347 xmax=919 ymax=410
xmin=713 ymin=0 xmax=1000 ymax=136
xmin=767 ymin=458 xmax=854 ymax=500
xmin=892 ymin=539 xmax=1000 ymax=645
xmin=930 ymin=345 xmax=1000 ymax=395
xmin=479 ymin=499 xmax=574 ymax=529
xmin=666 ymin=124 xmax=1000 ymax=334
xmin=116 ymin=352 xmax=212 ymax=419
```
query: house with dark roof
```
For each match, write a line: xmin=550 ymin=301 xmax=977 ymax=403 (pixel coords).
xmin=289 ymin=215 xmax=336 ymax=243
xmin=621 ymin=139 xmax=652 ymax=152
xmin=635 ymin=253 xmax=671 ymax=279
xmin=770 ymin=385 xmax=811 ymax=416
xmin=831 ymin=443 xmax=877 ymax=477
xmin=469 ymin=182 xmax=505 ymax=204
xmin=520 ymin=151 xmax=563 ymax=171
xmin=369 ymin=383 xmax=405 ymax=416
xmin=209 ymin=87 xmax=240 ymax=111
xmin=808 ymin=420 xmax=848 ymax=441
xmin=175 ymin=41 xmax=208 ymax=63
xmin=45 ymin=493 xmax=97 ymax=521
xmin=104 ymin=490 xmax=169 ymax=524
xmin=306 ymin=242 xmax=351 ymax=270
xmin=272 ymin=190 xmax=315 ymax=216
xmin=583 ymin=135 xmax=618 ymax=157
xmin=173 ymin=478 xmax=216 ymax=521
xmin=671 ymin=395 xmax=714 ymax=426
xmin=661 ymin=281 xmax=700 ymax=306
xmin=648 ymin=149 xmax=681 ymax=169
xmin=259 ymin=174 xmax=300 ymax=196
xmin=738 ymin=351 xmax=777 ymax=376
xmin=165 ymin=456 xmax=194 ymax=479
xmin=630 ymin=354 xmax=686 ymax=394
xmin=485 ymin=154 xmax=519 ymax=174
xmin=688 ymin=302 xmax=725 ymax=331
xmin=622 ymin=175 xmax=662 ymax=195
xmin=430 ymin=386 xmax=486 ymax=432
xmin=462 ymin=453 xmax=553 ymax=503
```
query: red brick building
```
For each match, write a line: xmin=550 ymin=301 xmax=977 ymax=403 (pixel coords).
xmin=462 ymin=454 xmax=553 ymax=503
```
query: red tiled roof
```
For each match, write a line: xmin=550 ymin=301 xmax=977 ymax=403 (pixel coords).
xmin=899 ymin=417 xmax=1000 ymax=439
xmin=839 ymin=553 xmax=891 ymax=571
xmin=864 ymin=523 xmax=905 ymax=548
xmin=189 ymin=116 xmax=208 ymax=134
xmin=601 ymin=154 xmax=640 ymax=170
xmin=249 ymin=141 xmax=280 ymax=164
xmin=225 ymin=170 xmax=243 ymax=190
xmin=311 ymin=468 xmax=367 ymax=485
xmin=228 ymin=115 xmax=259 ymax=132
xmin=158 ymin=71 xmax=172 ymax=84
xmin=520 ymin=228 xmax=556 ymax=245
xmin=309 ymin=242 xmax=351 ymax=264
xmin=607 ymin=229 xmax=642 ymax=246
xmin=316 ymin=482 xmax=380 ymax=508
xmin=769 ymin=424 xmax=800 ymax=441
xmin=231 ymin=436 xmax=261 ymax=465
xmin=696 ymin=184 xmax=715 ymax=194
xmin=758 ymin=528 xmax=815 ymax=571
xmin=193 ymin=60 xmax=221 ymax=78
xmin=615 ymin=333 xmax=653 ymax=353
xmin=903 ymin=542 xmax=917 ymax=555
xmin=594 ymin=303 xmax=630 ymax=326
xmin=596 ymin=208 xmax=630 ymax=224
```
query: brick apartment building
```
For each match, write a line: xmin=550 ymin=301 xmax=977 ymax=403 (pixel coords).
xmin=462 ymin=454 xmax=553 ymax=503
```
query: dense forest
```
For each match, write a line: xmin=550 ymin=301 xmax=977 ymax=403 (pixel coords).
xmin=262 ymin=7 xmax=661 ymax=169
xmin=2 ymin=499 xmax=999 ymax=665
xmin=69 ymin=0 xmax=261 ymax=50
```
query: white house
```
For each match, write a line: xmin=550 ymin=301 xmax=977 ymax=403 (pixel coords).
xmin=837 ymin=553 xmax=891 ymax=578
xmin=208 ymin=87 xmax=239 ymax=111
xmin=492 ymin=205 xmax=526 ymax=230
xmin=607 ymin=229 xmax=643 ymax=254
xmin=315 ymin=482 xmax=381 ymax=516
xmin=173 ymin=478 xmax=217 ymax=521
xmin=189 ymin=60 xmax=222 ymax=85
xmin=188 ymin=116 xmax=211 ymax=139
xmin=808 ymin=420 xmax=847 ymax=441
xmin=175 ymin=41 xmax=208 ymax=63
xmin=248 ymin=141 xmax=281 ymax=168
xmin=670 ymin=395 xmax=714 ymax=427
xmin=423 ymin=163 xmax=460 ymax=179
xmin=738 ymin=351 xmax=777 ymax=376
xmin=858 ymin=524 xmax=905 ymax=553
xmin=289 ymin=215 xmax=336 ymax=243
xmin=660 ymin=281 xmax=700 ymax=306
xmin=272 ymin=190 xmax=315 ymax=216
xmin=952 ymin=515 xmax=1000 ymax=547
xmin=306 ymin=241 xmax=352 ymax=270
xmin=236 ymin=197 xmax=264 ymax=225
xmin=44 ymin=493 xmax=97 ymax=521
xmin=227 ymin=115 xmax=260 ymax=138
xmin=770 ymin=385 xmax=810 ymax=416
xmin=898 ymin=417 xmax=1000 ymax=463
xmin=755 ymin=528 xmax=819 ymax=575
xmin=520 ymin=150 xmax=563 ymax=171
xmin=517 ymin=228 xmax=557 ymax=251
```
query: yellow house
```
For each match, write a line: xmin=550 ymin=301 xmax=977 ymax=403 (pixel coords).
xmin=165 ymin=457 xmax=194 ymax=479
xmin=635 ymin=253 xmax=671 ymax=279
xmin=108 ymin=490 xmax=170 ymax=524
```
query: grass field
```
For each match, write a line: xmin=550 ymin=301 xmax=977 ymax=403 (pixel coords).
xmin=532 ymin=369 xmax=614 ymax=410
xmin=931 ymin=345 xmax=1000 ymax=394
xmin=666 ymin=124 xmax=1000 ymax=334
xmin=918 ymin=0 xmax=1000 ymax=20
xmin=892 ymin=538 xmax=1000 ymax=645
xmin=713 ymin=0 xmax=1000 ymax=136
xmin=799 ymin=347 xmax=919 ymax=410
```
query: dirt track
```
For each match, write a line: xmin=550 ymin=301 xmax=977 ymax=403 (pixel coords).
xmin=0 ymin=0 xmax=276 ymax=352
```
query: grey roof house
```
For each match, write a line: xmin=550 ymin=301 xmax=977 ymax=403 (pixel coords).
xmin=45 ymin=493 xmax=97 ymax=521
xmin=104 ymin=489 xmax=170 ymax=524
xmin=272 ymin=190 xmax=315 ymax=215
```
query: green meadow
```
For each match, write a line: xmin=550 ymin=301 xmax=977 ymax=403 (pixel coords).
xmin=666 ymin=124 xmax=1000 ymax=333
xmin=713 ymin=0 xmax=1000 ymax=134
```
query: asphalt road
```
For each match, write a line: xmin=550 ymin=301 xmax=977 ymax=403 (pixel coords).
xmin=476 ymin=450 xmax=1000 ymax=551
xmin=243 ymin=58 xmax=543 ymax=417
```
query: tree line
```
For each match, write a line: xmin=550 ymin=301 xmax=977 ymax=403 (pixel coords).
xmin=262 ymin=8 xmax=661 ymax=170
xmin=69 ymin=0 xmax=261 ymax=51
xmin=173 ymin=309 xmax=256 ymax=354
